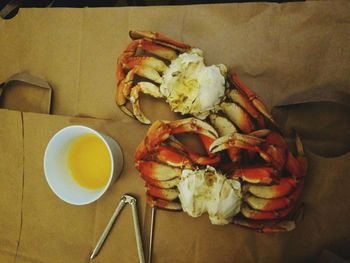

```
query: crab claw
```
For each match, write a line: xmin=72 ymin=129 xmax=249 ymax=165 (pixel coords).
xmin=130 ymin=82 xmax=164 ymax=124
xmin=129 ymin=31 xmax=191 ymax=52
xmin=230 ymin=72 xmax=276 ymax=125
xmin=169 ymin=117 xmax=218 ymax=139
xmin=209 ymin=133 xmax=265 ymax=154
xmin=146 ymin=195 xmax=182 ymax=211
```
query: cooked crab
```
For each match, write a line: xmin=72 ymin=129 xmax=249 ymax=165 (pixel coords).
xmin=126 ymin=31 xmax=308 ymax=233
xmin=116 ymin=31 xmax=275 ymax=125
xmin=135 ymin=117 xmax=306 ymax=232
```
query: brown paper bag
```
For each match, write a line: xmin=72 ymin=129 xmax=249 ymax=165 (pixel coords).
xmin=273 ymin=88 xmax=350 ymax=157
xmin=9 ymin=112 xmax=148 ymax=263
xmin=0 ymin=73 xmax=52 ymax=262
xmin=1 ymin=1 xmax=350 ymax=262
xmin=0 ymin=109 xmax=23 ymax=263
xmin=0 ymin=72 xmax=52 ymax=114
xmin=0 ymin=73 xmax=149 ymax=261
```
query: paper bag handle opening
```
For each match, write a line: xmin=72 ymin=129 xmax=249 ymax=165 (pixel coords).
xmin=0 ymin=72 xmax=52 ymax=114
xmin=272 ymin=88 xmax=350 ymax=157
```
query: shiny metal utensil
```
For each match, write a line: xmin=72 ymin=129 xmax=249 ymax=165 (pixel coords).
xmin=90 ymin=194 xmax=145 ymax=263
xmin=147 ymin=206 xmax=156 ymax=263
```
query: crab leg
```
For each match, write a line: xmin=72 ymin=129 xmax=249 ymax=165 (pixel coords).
xmin=122 ymin=65 xmax=163 ymax=97
xmin=146 ymin=184 xmax=179 ymax=201
xmin=228 ymin=90 xmax=265 ymax=128
xmin=116 ymin=79 xmax=134 ymax=117
xmin=142 ymin=176 xmax=180 ymax=189
xmin=212 ymin=130 xmax=288 ymax=171
xmin=241 ymin=203 xmax=294 ymax=220
xmin=130 ymin=82 xmax=164 ymax=124
xmin=146 ymin=195 xmax=182 ymax=211
xmin=115 ymin=38 xmax=178 ymax=117
xmin=210 ymin=133 xmax=265 ymax=155
xmin=209 ymin=114 xmax=241 ymax=162
xmin=169 ymin=118 xmax=218 ymax=139
xmin=245 ymin=195 xmax=292 ymax=211
xmin=249 ymin=129 xmax=271 ymax=138
xmin=209 ymin=114 xmax=238 ymax=136
xmin=116 ymin=39 xmax=175 ymax=99
xmin=135 ymin=118 xmax=219 ymax=161
xmin=232 ymin=218 xmax=296 ymax=233
xmin=166 ymin=118 xmax=221 ymax=165
xmin=116 ymin=64 xmax=163 ymax=119
xmin=119 ymin=38 xmax=178 ymax=63
xmin=129 ymin=31 xmax=191 ymax=52
xmin=184 ymin=145 xmax=221 ymax=166
xmin=136 ymin=161 xmax=181 ymax=181
xmin=230 ymin=72 xmax=276 ymax=125
xmin=165 ymin=118 xmax=222 ymax=165
xmin=250 ymin=130 xmax=287 ymax=171
xmin=167 ymin=137 xmax=221 ymax=166
xmin=233 ymin=205 xmax=304 ymax=232
xmin=232 ymin=167 xmax=278 ymax=185
xmin=123 ymin=56 xmax=168 ymax=72
xmin=245 ymin=181 xmax=303 ymax=211
xmin=244 ymin=177 xmax=297 ymax=199
xmin=286 ymin=133 xmax=307 ymax=179
xmin=221 ymin=102 xmax=256 ymax=134
xmin=151 ymin=145 xmax=193 ymax=169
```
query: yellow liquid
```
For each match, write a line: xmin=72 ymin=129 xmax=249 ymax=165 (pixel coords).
xmin=67 ymin=134 xmax=111 ymax=189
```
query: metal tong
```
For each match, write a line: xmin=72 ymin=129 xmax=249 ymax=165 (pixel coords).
xmin=90 ymin=194 xmax=145 ymax=263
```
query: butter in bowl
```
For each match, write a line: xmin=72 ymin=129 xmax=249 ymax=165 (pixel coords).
xmin=44 ymin=125 xmax=123 ymax=205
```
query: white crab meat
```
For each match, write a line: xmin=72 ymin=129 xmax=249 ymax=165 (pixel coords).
xmin=160 ymin=48 xmax=227 ymax=119
xmin=177 ymin=166 xmax=242 ymax=225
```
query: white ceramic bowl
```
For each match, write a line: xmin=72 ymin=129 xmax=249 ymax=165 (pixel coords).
xmin=43 ymin=125 xmax=123 ymax=205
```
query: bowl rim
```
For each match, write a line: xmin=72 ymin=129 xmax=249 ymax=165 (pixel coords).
xmin=43 ymin=125 xmax=115 ymax=205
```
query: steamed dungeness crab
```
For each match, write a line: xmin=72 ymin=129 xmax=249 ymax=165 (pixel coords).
xmin=116 ymin=31 xmax=308 ymax=232
xmin=134 ymin=117 xmax=307 ymax=232
xmin=115 ymin=31 xmax=274 ymax=125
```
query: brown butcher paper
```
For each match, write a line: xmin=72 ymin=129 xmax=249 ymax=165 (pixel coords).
xmin=0 ymin=1 xmax=350 ymax=262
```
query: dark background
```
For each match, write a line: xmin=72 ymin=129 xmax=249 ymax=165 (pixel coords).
xmin=0 ymin=0 xmax=303 ymax=19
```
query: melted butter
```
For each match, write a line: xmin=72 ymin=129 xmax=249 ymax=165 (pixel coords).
xmin=67 ymin=134 xmax=111 ymax=189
